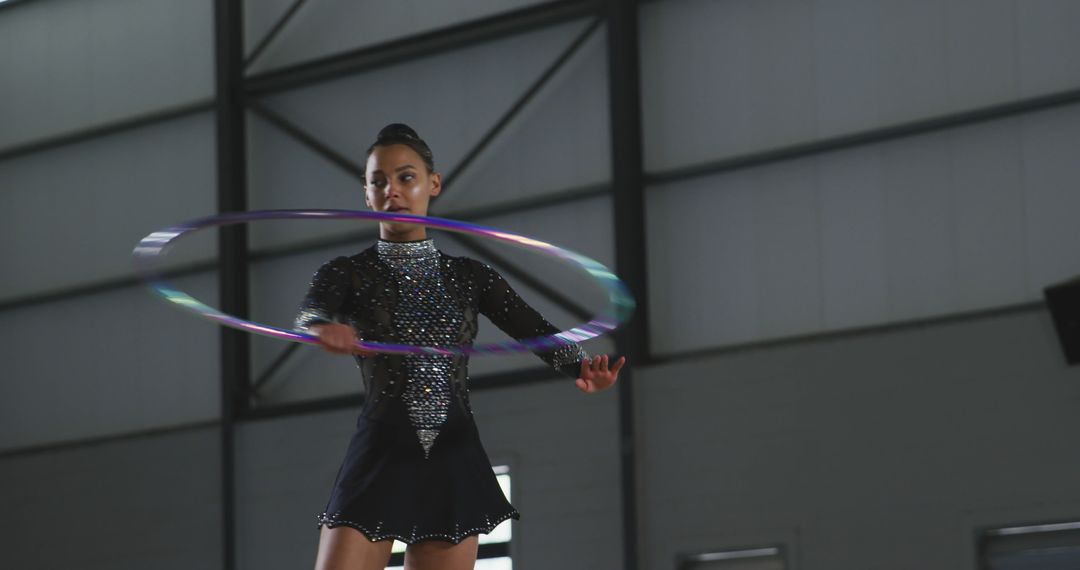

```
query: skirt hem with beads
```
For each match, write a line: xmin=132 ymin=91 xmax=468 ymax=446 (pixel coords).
xmin=316 ymin=508 xmax=520 ymax=544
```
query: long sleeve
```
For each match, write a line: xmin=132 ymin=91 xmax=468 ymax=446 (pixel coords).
xmin=293 ymin=256 xmax=352 ymax=332
xmin=474 ymin=261 xmax=589 ymax=379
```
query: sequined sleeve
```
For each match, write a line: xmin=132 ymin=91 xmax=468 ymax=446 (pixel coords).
xmin=293 ymin=256 xmax=353 ymax=332
xmin=474 ymin=261 xmax=589 ymax=379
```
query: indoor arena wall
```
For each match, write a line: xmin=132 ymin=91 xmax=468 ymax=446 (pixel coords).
xmin=0 ymin=426 xmax=222 ymax=569
xmin=0 ymin=0 xmax=214 ymax=149
xmin=634 ymin=305 xmax=1080 ymax=569
xmin=3 ymin=0 xmax=1079 ymax=569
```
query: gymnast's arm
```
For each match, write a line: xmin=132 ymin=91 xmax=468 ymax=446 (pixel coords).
xmin=473 ymin=260 xmax=596 ymax=379
xmin=293 ymin=256 xmax=372 ymax=356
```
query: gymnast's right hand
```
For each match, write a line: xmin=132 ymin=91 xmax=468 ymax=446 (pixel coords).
xmin=309 ymin=323 xmax=377 ymax=357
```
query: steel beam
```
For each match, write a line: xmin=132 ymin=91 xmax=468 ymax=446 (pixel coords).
xmin=247 ymin=100 xmax=367 ymax=179
xmin=605 ymin=0 xmax=646 ymax=568
xmin=0 ymin=419 xmax=219 ymax=460
xmin=0 ymin=184 xmax=609 ymax=315
xmin=651 ymin=300 xmax=1044 ymax=366
xmin=244 ymin=0 xmax=311 ymax=69
xmin=245 ymin=0 xmax=599 ymax=96
xmin=647 ymin=87 xmax=1080 ymax=186
xmin=242 ymin=18 xmax=607 ymax=401
xmin=0 ymin=100 xmax=213 ymax=162
xmin=437 ymin=17 xmax=602 ymax=192
xmin=0 ymin=259 xmax=216 ymax=313
xmin=0 ymin=299 xmax=1045 ymax=461
xmin=214 ymin=1 xmax=247 ymax=569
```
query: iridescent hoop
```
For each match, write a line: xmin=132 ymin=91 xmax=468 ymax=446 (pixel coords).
xmin=132 ymin=209 xmax=635 ymax=356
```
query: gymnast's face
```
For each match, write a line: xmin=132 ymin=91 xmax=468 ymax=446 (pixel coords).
xmin=364 ymin=143 xmax=441 ymax=241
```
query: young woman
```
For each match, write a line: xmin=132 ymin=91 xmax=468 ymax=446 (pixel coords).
xmin=294 ymin=124 xmax=626 ymax=570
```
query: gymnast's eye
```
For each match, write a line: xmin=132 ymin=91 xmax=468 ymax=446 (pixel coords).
xmin=399 ymin=173 xmax=415 ymax=183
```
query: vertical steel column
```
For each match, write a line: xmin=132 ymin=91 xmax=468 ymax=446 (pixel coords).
xmin=214 ymin=1 xmax=248 ymax=568
xmin=606 ymin=0 xmax=648 ymax=568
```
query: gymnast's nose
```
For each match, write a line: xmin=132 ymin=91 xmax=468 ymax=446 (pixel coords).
xmin=385 ymin=180 xmax=403 ymax=198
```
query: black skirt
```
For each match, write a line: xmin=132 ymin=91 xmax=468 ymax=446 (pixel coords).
xmin=316 ymin=402 xmax=520 ymax=544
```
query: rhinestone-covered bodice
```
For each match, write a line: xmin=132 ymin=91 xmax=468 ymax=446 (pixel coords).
xmin=376 ymin=239 xmax=462 ymax=458
xmin=293 ymin=239 xmax=589 ymax=460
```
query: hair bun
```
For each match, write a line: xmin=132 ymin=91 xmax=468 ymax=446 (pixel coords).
xmin=377 ymin=123 xmax=420 ymax=141
xmin=367 ymin=122 xmax=435 ymax=172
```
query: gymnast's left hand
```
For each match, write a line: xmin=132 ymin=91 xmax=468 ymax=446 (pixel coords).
xmin=575 ymin=354 xmax=626 ymax=394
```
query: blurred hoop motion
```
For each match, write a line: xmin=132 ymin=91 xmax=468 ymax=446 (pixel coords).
xmin=132 ymin=209 xmax=636 ymax=356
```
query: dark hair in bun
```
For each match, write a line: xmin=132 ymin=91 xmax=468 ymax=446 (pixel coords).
xmin=366 ymin=123 xmax=435 ymax=173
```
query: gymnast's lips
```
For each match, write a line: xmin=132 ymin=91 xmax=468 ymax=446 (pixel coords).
xmin=386 ymin=206 xmax=409 ymax=213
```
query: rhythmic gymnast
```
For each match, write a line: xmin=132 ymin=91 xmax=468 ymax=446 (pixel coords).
xmin=295 ymin=123 xmax=626 ymax=570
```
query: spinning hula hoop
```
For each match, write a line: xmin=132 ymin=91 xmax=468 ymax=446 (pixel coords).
xmin=132 ymin=209 xmax=635 ymax=356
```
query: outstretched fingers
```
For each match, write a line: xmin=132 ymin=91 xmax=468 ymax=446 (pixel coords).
xmin=575 ymin=355 xmax=628 ymax=393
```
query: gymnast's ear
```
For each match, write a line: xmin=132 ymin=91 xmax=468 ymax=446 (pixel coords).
xmin=429 ymin=172 xmax=442 ymax=197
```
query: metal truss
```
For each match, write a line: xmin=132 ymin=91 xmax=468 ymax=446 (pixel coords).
xmin=242 ymin=15 xmax=604 ymax=405
xmin=214 ymin=1 xmax=629 ymax=569
xmin=13 ymin=2 xmax=1077 ymax=569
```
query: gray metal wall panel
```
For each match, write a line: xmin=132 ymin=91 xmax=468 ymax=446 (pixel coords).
xmin=243 ymin=0 xmax=298 ymax=55
xmin=469 ymin=381 xmax=621 ymax=569
xmin=0 ymin=0 xmax=214 ymax=149
xmin=445 ymin=194 xmax=618 ymax=379
xmin=0 ymin=112 xmax=217 ymax=301
xmin=1016 ymin=0 xmax=1080 ymax=96
xmin=441 ymin=27 xmax=610 ymax=214
xmin=1020 ymin=103 xmax=1080 ymax=289
xmin=246 ymin=0 xmax=557 ymax=74
xmin=245 ymin=108 xmax=372 ymax=251
xmin=646 ymin=103 xmax=1080 ymax=356
xmin=246 ymin=20 xmax=601 ymax=250
xmin=0 ymin=426 xmax=221 ymax=569
xmin=641 ymin=0 xmax=817 ymax=173
xmin=236 ymin=377 xmax=620 ymax=569
xmin=936 ymin=119 xmax=1028 ymax=309
xmin=639 ymin=0 xmax=1080 ymax=172
xmin=635 ymin=307 xmax=1080 ymax=570
xmin=249 ymin=245 xmax=372 ymax=405
xmin=235 ymin=410 xmax=353 ymax=570
xmin=0 ymin=274 xmax=221 ymax=450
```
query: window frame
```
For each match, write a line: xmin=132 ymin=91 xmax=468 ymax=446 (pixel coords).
xmin=675 ymin=543 xmax=788 ymax=570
